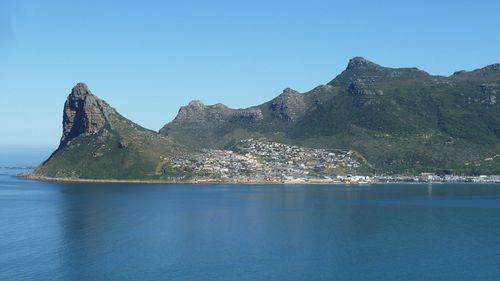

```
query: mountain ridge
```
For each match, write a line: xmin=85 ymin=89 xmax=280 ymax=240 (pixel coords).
xmin=160 ymin=57 xmax=500 ymax=175
xmin=167 ymin=56 xmax=499 ymax=116
xmin=31 ymin=57 xmax=500 ymax=180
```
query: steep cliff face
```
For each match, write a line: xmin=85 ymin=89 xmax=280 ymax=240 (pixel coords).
xmin=60 ymin=83 xmax=111 ymax=148
xmin=33 ymin=83 xmax=187 ymax=180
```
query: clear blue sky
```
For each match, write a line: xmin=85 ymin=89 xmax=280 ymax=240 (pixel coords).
xmin=1 ymin=0 xmax=499 ymax=149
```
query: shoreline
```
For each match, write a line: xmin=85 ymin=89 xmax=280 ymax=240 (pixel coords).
xmin=22 ymin=174 xmax=349 ymax=185
xmin=20 ymin=174 xmax=500 ymax=185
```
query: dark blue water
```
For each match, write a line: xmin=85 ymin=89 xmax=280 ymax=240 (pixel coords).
xmin=1 ymin=168 xmax=500 ymax=280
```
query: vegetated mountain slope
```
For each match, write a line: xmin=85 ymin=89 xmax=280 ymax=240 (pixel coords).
xmin=32 ymin=83 xmax=187 ymax=180
xmin=161 ymin=57 xmax=500 ymax=174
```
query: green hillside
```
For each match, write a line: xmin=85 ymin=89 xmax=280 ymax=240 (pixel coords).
xmin=161 ymin=57 xmax=500 ymax=175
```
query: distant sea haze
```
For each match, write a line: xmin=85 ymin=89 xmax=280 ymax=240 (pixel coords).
xmin=0 ymin=148 xmax=52 ymax=167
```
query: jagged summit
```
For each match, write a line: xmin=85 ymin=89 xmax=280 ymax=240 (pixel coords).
xmin=476 ymin=63 xmax=500 ymax=73
xmin=328 ymin=57 xmax=429 ymax=86
xmin=163 ymin=98 xmax=263 ymax=132
xmin=346 ymin=57 xmax=380 ymax=70
xmin=185 ymin=100 xmax=228 ymax=110
xmin=269 ymin=88 xmax=306 ymax=121
xmin=70 ymin=82 xmax=92 ymax=97
xmin=59 ymin=83 xmax=111 ymax=148
xmin=453 ymin=63 xmax=500 ymax=77
xmin=172 ymin=100 xmax=229 ymax=123
xmin=281 ymin=88 xmax=300 ymax=95
xmin=490 ymin=63 xmax=500 ymax=70
xmin=187 ymin=100 xmax=205 ymax=107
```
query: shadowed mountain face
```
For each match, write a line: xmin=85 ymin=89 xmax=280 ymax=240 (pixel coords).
xmin=161 ymin=57 xmax=500 ymax=174
xmin=59 ymin=83 xmax=111 ymax=148
xmin=33 ymin=58 xmax=500 ymax=179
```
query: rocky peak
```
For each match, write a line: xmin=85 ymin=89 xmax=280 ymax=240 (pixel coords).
xmin=475 ymin=63 xmax=500 ymax=76
xmin=328 ymin=57 xmax=385 ymax=86
xmin=485 ymin=63 xmax=500 ymax=71
xmin=174 ymin=100 xmax=235 ymax=123
xmin=281 ymin=88 xmax=300 ymax=96
xmin=174 ymin=100 xmax=206 ymax=122
xmin=452 ymin=63 xmax=500 ymax=78
xmin=329 ymin=57 xmax=429 ymax=86
xmin=59 ymin=83 xmax=110 ymax=148
xmin=187 ymin=100 xmax=205 ymax=108
xmin=71 ymin=82 xmax=92 ymax=97
xmin=164 ymin=100 xmax=264 ymax=132
xmin=453 ymin=70 xmax=467 ymax=76
xmin=269 ymin=88 xmax=306 ymax=121
xmin=346 ymin=57 xmax=380 ymax=70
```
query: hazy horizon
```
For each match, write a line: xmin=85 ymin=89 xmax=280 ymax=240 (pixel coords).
xmin=1 ymin=0 xmax=499 ymax=148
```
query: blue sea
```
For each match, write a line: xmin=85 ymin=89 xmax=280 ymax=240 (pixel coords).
xmin=1 ymin=153 xmax=500 ymax=280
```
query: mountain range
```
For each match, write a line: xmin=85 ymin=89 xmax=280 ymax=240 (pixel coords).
xmin=31 ymin=57 xmax=500 ymax=181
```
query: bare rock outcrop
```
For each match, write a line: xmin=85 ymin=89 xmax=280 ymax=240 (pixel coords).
xmin=231 ymin=108 xmax=263 ymax=122
xmin=170 ymin=100 xmax=263 ymax=124
xmin=348 ymin=80 xmax=375 ymax=96
xmin=59 ymin=83 xmax=110 ymax=148
xmin=269 ymin=88 xmax=306 ymax=121
xmin=481 ymin=83 xmax=498 ymax=105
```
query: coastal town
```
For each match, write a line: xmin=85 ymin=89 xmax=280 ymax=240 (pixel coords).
xmin=161 ymin=139 xmax=500 ymax=184
xmin=165 ymin=138 xmax=363 ymax=183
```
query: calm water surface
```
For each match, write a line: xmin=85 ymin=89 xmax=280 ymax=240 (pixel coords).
xmin=1 ymin=168 xmax=500 ymax=280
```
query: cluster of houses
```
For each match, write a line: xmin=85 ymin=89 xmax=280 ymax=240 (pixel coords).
xmin=166 ymin=139 xmax=500 ymax=184
xmin=374 ymin=174 xmax=500 ymax=183
xmin=169 ymin=138 xmax=362 ymax=182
